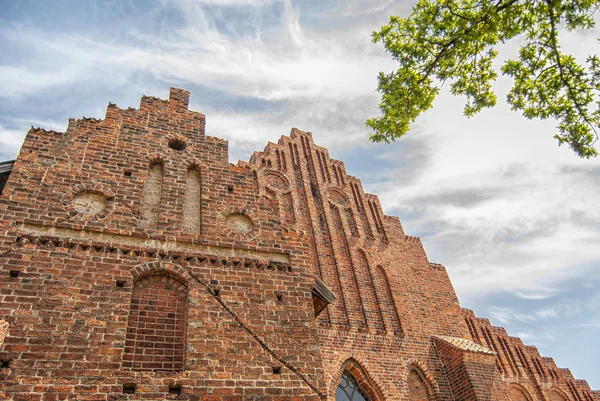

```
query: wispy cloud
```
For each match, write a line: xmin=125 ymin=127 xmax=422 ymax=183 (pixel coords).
xmin=0 ymin=1 xmax=394 ymax=104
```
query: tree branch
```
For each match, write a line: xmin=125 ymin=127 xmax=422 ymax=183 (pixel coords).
xmin=416 ymin=0 xmax=521 ymax=86
xmin=545 ymin=0 xmax=599 ymax=144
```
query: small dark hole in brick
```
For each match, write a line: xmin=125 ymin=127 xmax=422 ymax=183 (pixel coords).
xmin=227 ymin=185 xmax=234 ymax=192
xmin=272 ymin=366 xmax=282 ymax=375
xmin=169 ymin=385 xmax=182 ymax=395
xmin=213 ymin=288 xmax=220 ymax=297
xmin=210 ymin=279 xmax=219 ymax=285
xmin=123 ymin=384 xmax=136 ymax=394
xmin=9 ymin=270 xmax=19 ymax=278
xmin=116 ymin=280 xmax=126 ymax=287
xmin=276 ymin=293 xmax=284 ymax=302
xmin=1 ymin=360 xmax=10 ymax=368
xmin=124 ymin=170 xmax=132 ymax=177
xmin=168 ymin=139 xmax=186 ymax=151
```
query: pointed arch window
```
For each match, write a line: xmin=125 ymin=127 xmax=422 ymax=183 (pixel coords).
xmin=336 ymin=370 xmax=372 ymax=401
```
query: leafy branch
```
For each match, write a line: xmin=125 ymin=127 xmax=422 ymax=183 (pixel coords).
xmin=369 ymin=0 xmax=600 ymax=158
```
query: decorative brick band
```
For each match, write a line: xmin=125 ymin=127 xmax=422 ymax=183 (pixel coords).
xmin=11 ymin=233 xmax=292 ymax=274
xmin=15 ymin=223 xmax=290 ymax=264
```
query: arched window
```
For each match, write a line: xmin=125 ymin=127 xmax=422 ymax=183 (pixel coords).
xmin=336 ymin=370 xmax=372 ymax=401
xmin=407 ymin=366 xmax=433 ymax=401
xmin=123 ymin=272 xmax=187 ymax=371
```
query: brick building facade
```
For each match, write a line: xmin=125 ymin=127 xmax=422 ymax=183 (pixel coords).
xmin=0 ymin=88 xmax=596 ymax=400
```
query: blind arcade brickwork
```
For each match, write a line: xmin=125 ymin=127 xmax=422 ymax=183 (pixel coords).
xmin=0 ymin=88 xmax=596 ymax=401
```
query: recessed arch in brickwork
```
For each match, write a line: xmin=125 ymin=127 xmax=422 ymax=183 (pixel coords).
xmin=508 ymin=383 xmax=533 ymax=401
xmin=548 ymin=387 xmax=571 ymax=401
xmin=406 ymin=361 xmax=438 ymax=401
xmin=129 ymin=261 xmax=193 ymax=285
xmin=262 ymin=170 xmax=290 ymax=192
xmin=123 ymin=269 xmax=188 ymax=371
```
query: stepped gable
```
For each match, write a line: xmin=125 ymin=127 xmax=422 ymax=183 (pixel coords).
xmin=462 ymin=308 xmax=599 ymax=401
xmin=0 ymin=87 xmax=596 ymax=400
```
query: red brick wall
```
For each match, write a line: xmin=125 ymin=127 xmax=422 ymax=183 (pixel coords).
xmin=0 ymin=89 xmax=325 ymax=400
xmin=124 ymin=273 xmax=187 ymax=371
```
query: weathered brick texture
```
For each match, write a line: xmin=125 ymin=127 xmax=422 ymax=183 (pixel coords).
xmin=0 ymin=88 xmax=595 ymax=401
xmin=124 ymin=273 xmax=187 ymax=371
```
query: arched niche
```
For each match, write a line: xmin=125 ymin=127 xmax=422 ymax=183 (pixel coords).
xmin=508 ymin=383 xmax=533 ymax=401
xmin=547 ymin=387 xmax=570 ymax=401
xmin=407 ymin=365 xmax=435 ymax=401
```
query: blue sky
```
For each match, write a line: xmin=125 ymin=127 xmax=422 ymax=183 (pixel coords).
xmin=1 ymin=0 xmax=599 ymax=388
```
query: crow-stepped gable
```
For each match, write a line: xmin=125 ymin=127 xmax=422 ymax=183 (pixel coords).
xmin=0 ymin=88 xmax=596 ymax=401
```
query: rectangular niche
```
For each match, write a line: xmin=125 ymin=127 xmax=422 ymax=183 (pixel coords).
xmin=183 ymin=167 xmax=202 ymax=235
